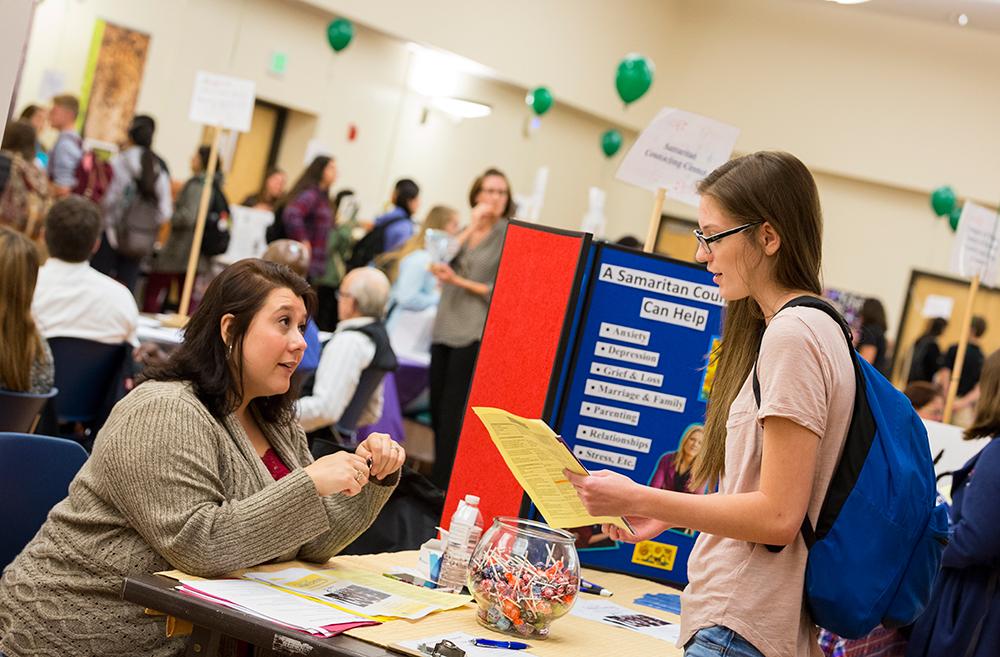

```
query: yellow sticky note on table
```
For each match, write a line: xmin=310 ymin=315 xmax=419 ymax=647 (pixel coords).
xmin=472 ymin=407 xmax=632 ymax=531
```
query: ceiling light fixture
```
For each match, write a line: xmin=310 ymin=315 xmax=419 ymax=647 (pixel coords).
xmin=823 ymin=0 xmax=871 ymax=5
xmin=957 ymin=13 xmax=969 ymax=26
xmin=429 ymin=97 xmax=492 ymax=120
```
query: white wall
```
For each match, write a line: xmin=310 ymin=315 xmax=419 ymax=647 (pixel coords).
xmin=0 ymin=0 xmax=34 ymax=132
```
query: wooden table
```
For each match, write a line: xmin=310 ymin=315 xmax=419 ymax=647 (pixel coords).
xmin=122 ymin=551 xmax=685 ymax=657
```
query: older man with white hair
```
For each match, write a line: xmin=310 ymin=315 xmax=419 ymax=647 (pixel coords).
xmin=297 ymin=266 xmax=399 ymax=457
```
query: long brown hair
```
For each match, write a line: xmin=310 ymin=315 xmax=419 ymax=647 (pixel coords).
xmin=376 ymin=205 xmax=457 ymax=282
xmin=693 ymin=152 xmax=824 ymax=489
xmin=143 ymin=259 xmax=316 ymax=424
xmin=0 ymin=227 xmax=43 ymax=392
xmin=966 ymin=350 xmax=1000 ymax=441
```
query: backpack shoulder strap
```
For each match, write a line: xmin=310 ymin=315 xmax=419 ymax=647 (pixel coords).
xmin=752 ymin=295 xmax=856 ymax=553
xmin=752 ymin=296 xmax=853 ymax=407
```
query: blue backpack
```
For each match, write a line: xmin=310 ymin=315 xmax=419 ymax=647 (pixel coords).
xmin=753 ymin=296 xmax=950 ymax=639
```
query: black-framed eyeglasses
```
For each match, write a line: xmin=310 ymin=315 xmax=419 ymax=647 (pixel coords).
xmin=693 ymin=222 xmax=761 ymax=254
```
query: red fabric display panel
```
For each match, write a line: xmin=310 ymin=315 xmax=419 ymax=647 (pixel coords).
xmin=441 ymin=222 xmax=588 ymax=527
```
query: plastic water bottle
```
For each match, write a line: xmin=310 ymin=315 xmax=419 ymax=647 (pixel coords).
xmin=436 ymin=494 xmax=484 ymax=592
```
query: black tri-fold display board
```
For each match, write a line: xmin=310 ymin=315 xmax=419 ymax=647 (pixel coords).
xmin=535 ymin=239 xmax=725 ymax=586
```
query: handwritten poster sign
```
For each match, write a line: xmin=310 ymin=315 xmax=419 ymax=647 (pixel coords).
xmin=616 ymin=108 xmax=740 ymax=207
xmin=188 ymin=71 xmax=255 ymax=132
xmin=950 ymin=201 xmax=1000 ymax=286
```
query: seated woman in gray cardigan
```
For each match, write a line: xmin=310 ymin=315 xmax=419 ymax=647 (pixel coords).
xmin=0 ymin=258 xmax=405 ymax=657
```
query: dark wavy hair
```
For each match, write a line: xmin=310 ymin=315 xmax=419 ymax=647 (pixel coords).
xmin=142 ymin=259 xmax=317 ymax=424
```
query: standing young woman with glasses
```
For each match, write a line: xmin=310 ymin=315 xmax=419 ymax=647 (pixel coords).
xmin=567 ymin=152 xmax=857 ymax=657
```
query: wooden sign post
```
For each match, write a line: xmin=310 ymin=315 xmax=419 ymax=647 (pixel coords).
xmin=162 ymin=71 xmax=256 ymax=327
xmin=943 ymin=200 xmax=1000 ymax=423
xmin=176 ymin=127 xmax=222 ymax=319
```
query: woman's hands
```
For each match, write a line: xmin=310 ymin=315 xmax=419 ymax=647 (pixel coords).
xmin=564 ymin=469 xmax=641 ymax=517
xmin=430 ymin=262 xmax=457 ymax=285
xmin=356 ymin=432 xmax=405 ymax=481
xmin=304 ymin=451 xmax=370 ymax=497
xmin=565 ymin=469 xmax=672 ymax=543
xmin=602 ymin=517 xmax=671 ymax=544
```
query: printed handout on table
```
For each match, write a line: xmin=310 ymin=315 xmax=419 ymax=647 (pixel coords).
xmin=178 ymin=578 xmax=372 ymax=636
xmin=472 ymin=407 xmax=632 ymax=530
xmin=570 ymin=597 xmax=680 ymax=643
xmin=615 ymin=108 xmax=740 ymax=207
xmin=244 ymin=565 xmax=470 ymax=620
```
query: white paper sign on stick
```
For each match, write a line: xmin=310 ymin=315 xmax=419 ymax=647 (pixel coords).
xmin=949 ymin=201 xmax=1000 ymax=287
xmin=616 ymin=108 xmax=740 ymax=207
xmin=188 ymin=71 xmax=256 ymax=132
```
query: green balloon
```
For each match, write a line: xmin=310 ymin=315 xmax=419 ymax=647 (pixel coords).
xmin=949 ymin=205 xmax=963 ymax=232
xmin=526 ymin=87 xmax=553 ymax=116
xmin=615 ymin=54 xmax=654 ymax=105
xmin=326 ymin=18 xmax=354 ymax=53
xmin=601 ymin=129 xmax=623 ymax=157
xmin=930 ymin=185 xmax=957 ymax=217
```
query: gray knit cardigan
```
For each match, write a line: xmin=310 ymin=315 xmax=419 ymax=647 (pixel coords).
xmin=0 ymin=380 xmax=397 ymax=656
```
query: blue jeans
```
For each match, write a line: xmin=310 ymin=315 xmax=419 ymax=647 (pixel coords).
xmin=685 ymin=625 xmax=766 ymax=657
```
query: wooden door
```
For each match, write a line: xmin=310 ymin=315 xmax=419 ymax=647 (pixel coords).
xmin=202 ymin=103 xmax=278 ymax=205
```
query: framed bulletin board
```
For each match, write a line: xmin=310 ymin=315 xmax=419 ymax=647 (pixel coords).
xmin=890 ymin=270 xmax=1000 ymax=386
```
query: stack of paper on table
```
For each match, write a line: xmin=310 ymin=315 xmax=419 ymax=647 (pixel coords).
xmin=244 ymin=565 xmax=470 ymax=620
xmin=177 ymin=579 xmax=375 ymax=637
xmin=164 ymin=561 xmax=471 ymax=638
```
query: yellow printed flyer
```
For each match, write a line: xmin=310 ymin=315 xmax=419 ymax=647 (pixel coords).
xmin=472 ymin=407 xmax=632 ymax=531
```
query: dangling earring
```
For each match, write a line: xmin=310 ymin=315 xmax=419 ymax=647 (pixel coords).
xmin=226 ymin=342 xmax=233 ymax=360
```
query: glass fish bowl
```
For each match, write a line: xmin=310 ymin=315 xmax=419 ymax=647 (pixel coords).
xmin=468 ymin=517 xmax=580 ymax=639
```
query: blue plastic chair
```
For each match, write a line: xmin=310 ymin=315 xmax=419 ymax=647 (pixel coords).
xmin=48 ymin=337 xmax=130 ymax=424
xmin=0 ymin=387 xmax=58 ymax=433
xmin=0 ymin=432 xmax=88 ymax=569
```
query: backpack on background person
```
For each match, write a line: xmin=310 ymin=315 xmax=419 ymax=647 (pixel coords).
xmin=347 ymin=214 xmax=408 ymax=271
xmin=754 ymin=296 xmax=950 ymax=639
xmin=200 ymin=177 xmax=231 ymax=257
xmin=115 ymin=183 xmax=162 ymax=260
xmin=69 ymin=136 xmax=113 ymax=204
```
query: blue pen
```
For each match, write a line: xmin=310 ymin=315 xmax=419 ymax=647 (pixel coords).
xmin=472 ymin=638 xmax=531 ymax=650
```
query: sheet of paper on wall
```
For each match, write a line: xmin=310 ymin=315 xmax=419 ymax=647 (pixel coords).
xmin=472 ymin=407 xmax=633 ymax=532
xmin=570 ymin=597 xmax=680 ymax=644
xmin=244 ymin=565 xmax=471 ymax=620
xmin=921 ymin=295 xmax=954 ymax=319
xmin=615 ymin=108 xmax=740 ymax=207
xmin=949 ymin=200 xmax=1000 ymax=287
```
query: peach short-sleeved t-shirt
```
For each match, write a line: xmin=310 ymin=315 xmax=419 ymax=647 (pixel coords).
xmin=679 ymin=306 xmax=856 ymax=657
